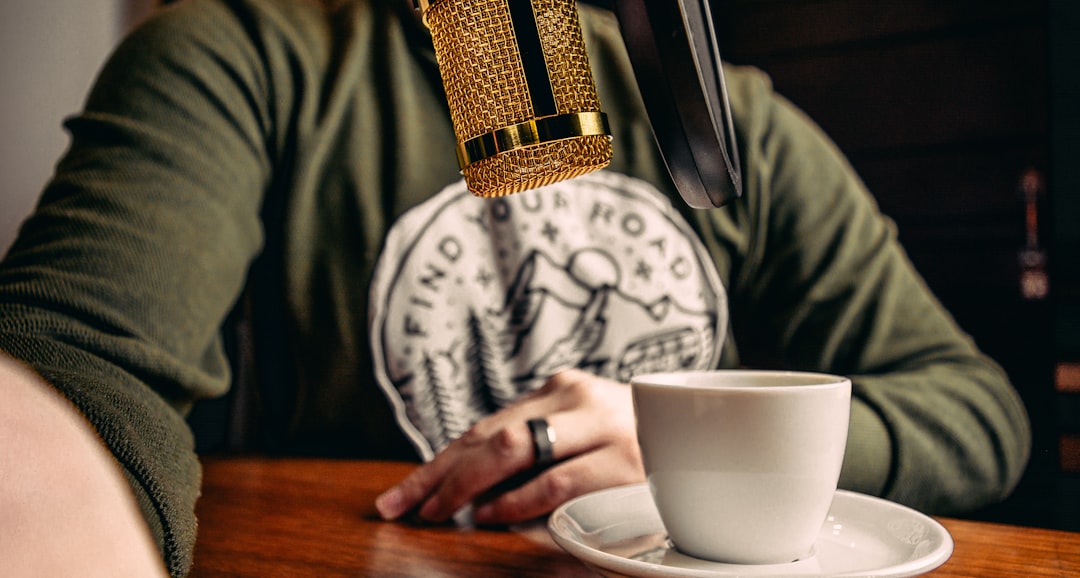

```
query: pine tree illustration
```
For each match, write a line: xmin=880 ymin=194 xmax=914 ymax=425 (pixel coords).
xmin=418 ymin=351 xmax=456 ymax=451
xmin=429 ymin=349 xmax=482 ymax=446
xmin=465 ymin=309 xmax=516 ymax=411
xmin=403 ymin=365 xmax=442 ymax=453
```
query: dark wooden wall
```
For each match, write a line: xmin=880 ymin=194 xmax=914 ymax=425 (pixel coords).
xmin=715 ymin=0 xmax=1076 ymax=530
xmin=717 ymin=0 xmax=1046 ymax=295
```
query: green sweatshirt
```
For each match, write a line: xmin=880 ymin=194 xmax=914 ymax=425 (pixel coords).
xmin=0 ymin=0 xmax=1030 ymax=576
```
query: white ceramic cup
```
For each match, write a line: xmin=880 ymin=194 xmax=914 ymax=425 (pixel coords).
xmin=631 ymin=370 xmax=851 ymax=564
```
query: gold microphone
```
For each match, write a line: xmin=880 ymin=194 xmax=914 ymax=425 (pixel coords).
xmin=416 ymin=0 xmax=613 ymax=198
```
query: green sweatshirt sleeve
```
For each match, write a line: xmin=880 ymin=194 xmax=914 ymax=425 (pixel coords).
xmin=714 ymin=67 xmax=1031 ymax=514
xmin=0 ymin=1 xmax=294 ymax=574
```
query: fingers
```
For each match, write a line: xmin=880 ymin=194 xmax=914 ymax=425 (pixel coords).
xmin=375 ymin=369 xmax=641 ymax=524
xmin=374 ymin=457 xmax=442 ymax=521
xmin=418 ymin=422 xmax=536 ymax=521
xmin=375 ymin=415 xmax=540 ymax=522
xmin=472 ymin=443 xmax=645 ymax=525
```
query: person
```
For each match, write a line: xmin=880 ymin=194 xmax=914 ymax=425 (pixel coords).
xmin=0 ymin=0 xmax=1031 ymax=576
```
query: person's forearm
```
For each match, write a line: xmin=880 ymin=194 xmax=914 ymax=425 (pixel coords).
xmin=0 ymin=354 xmax=167 ymax=577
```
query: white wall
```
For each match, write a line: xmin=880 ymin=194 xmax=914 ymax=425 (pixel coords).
xmin=0 ymin=2 xmax=130 ymax=256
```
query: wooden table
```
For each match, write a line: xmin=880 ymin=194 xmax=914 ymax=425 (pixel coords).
xmin=189 ymin=458 xmax=1080 ymax=577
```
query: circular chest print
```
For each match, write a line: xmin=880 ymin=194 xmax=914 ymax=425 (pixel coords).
xmin=369 ymin=171 xmax=727 ymax=458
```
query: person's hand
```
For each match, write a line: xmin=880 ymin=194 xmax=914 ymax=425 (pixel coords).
xmin=374 ymin=368 xmax=644 ymax=525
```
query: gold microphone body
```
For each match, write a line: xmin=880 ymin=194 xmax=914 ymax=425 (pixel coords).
xmin=418 ymin=0 xmax=613 ymax=197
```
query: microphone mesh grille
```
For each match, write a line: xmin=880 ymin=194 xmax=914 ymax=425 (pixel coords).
xmin=428 ymin=0 xmax=612 ymax=197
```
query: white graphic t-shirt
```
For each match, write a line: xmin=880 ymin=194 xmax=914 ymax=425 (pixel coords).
xmin=369 ymin=171 xmax=727 ymax=459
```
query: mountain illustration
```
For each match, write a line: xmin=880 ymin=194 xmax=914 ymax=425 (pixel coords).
xmin=490 ymin=249 xmax=716 ymax=382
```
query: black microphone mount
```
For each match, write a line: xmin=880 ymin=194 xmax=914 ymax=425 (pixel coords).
xmin=604 ymin=0 xmax=742 ymax=209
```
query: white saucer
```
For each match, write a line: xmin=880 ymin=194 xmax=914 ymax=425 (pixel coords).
xmin=548 ymin=484 xmax=953 ymax=577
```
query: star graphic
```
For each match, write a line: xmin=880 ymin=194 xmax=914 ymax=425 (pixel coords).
xmin=635 ymin=259 xmax=653 ymax=281
xmin=475 ymin=268 xmax=495 ymax=288
xmin=541 ymin=220 xmax=559 ymax=243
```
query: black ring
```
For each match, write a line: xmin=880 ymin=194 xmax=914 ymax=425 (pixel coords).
xmin=527 ymin=417 xmax=556 ymax=468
